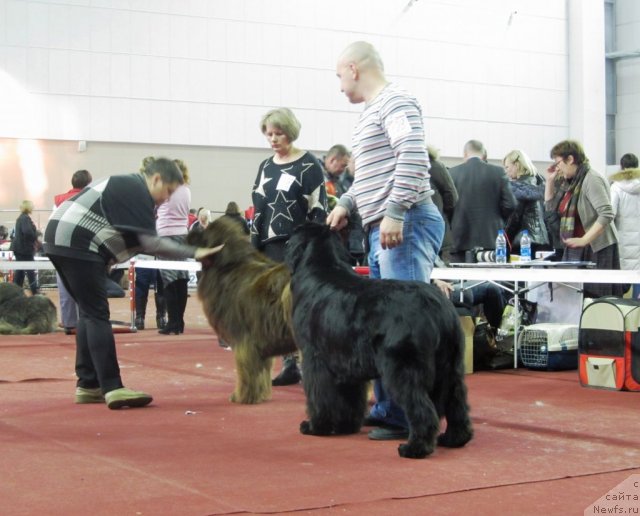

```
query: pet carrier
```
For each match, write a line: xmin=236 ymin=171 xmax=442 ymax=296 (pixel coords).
xmin=518 ymin=323 xmax=579 ymax=370
xmin=579 ymin=297 xmax=640 ymax=391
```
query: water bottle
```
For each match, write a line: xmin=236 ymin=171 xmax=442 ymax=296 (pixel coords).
xmin=495 ymin=229 xmax=507 ymax=264
xmin=520 ymin=230 xmax=532 ymax=262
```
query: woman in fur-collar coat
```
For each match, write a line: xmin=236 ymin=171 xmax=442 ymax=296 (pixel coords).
xmin=610 ymin=166 xmax=640 ymax=273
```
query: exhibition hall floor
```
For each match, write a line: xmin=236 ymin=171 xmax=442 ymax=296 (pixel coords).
xmin=1 ymin=295 xmax=638 ymax=515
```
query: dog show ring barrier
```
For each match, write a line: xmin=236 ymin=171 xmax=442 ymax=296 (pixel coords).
xmin=431 ymin=264 xmax=640 ymax=368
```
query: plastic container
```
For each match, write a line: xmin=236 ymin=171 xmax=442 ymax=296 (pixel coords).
xmin=495 ymin=229 xmax=507 ymax=264
xmin=520 ymin=230 xmax=532 ymax=262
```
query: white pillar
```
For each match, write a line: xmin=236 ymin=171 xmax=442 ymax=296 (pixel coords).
xmin=568 ymin=0 xmax=607 ymax=173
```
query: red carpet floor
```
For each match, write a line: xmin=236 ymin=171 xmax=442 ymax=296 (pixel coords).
xmin=1 ymin=295 xmax=639 ymax=515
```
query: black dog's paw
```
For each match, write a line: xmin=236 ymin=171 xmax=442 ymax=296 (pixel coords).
xmin=398 ymin=441 xmax=432 ymax=459
xmin=437 ymin=426 xmax=473 ymax=448
xmin=300 ymin=420 xmax=313 ymax=435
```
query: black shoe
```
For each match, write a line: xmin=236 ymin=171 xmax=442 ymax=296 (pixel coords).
xmin=64 ymin=327 xmax=76 ymax=335
xmin=272 ymin=365 xmax=301 ymax=386
xmin=158 ymin=324 xmax=180 ymax=335
xmin=135 ymin=316 xmax=145 ymax=330
xmin=362 ymin=415 xmax=387 ymax=427
xmin=368 ymin=426 xmax=409 ymax=441
xmin=156 ymin=316 xmax=167 ymax=330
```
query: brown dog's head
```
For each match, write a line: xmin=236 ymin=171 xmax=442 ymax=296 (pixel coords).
xmin=187 ymin=216 xmax=252 ymax=270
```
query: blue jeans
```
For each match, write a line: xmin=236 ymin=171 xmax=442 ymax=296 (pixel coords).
xmin=367 ymin=202 xmax=444 ymax=428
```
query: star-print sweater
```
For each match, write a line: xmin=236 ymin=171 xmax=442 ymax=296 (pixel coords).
xmin=251 ymin=151 xmax=327 ymax=249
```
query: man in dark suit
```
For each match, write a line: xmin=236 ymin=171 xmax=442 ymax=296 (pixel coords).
xmin=449 ymin=140 xmax=517 ymax=262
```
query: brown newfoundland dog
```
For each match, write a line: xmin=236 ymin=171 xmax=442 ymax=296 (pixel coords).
xmin=285 ymin=222 xmax=473 ymax=458
xmin=187 ymin=216 xmax=296 ymax=404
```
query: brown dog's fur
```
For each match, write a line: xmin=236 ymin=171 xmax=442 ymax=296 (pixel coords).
xmin=0 ymin=282 xmax=57 ymax=335
xmin=187 ymin=217 xmax=296 ymax=404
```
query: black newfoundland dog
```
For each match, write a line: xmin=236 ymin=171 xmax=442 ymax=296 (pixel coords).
xmin=285 ymin=222 xmax=473 ymax=458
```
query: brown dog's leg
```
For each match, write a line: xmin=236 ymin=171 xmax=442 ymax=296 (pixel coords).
xmin=230 ymin=341 xmax=272 ymax=404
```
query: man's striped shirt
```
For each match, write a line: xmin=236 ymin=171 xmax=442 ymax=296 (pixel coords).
xmin=339 ymin=83 xmax=433 ymax=228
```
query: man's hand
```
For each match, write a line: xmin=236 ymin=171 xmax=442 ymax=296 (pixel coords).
xmin=327 ymin=205 xmax=349 ymax=231
xmin=380 ymin=216 xmax=403 ymax=249
xmin=433 ymin=279 xmax=454 ymax=297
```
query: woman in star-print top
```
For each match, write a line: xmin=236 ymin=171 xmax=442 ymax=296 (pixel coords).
xmin=251 ymin=107 xmax=328 ymax=257
xmin=251 ymin=107 xmax=328 ymax=386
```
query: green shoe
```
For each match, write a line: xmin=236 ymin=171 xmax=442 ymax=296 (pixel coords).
xmin=105 ymin=388 xmax=153 ymax=410
xmin=75 ymin=386 xmax=105 ymax=404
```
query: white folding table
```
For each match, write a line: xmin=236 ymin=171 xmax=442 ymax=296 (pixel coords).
xmin=431 ymin=263 xmax=640 ymax=368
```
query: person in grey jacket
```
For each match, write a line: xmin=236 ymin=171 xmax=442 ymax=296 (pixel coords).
xmin=544 ymin=139 xmax=624 ymax=297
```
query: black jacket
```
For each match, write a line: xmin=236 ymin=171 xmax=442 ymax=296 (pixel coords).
xmin=12 ymin=212 xmax=37 ymax=256
xmin=505 ymin=175 xmax=550 ymax=251
xmin=449 ymin=157 xmax=516 ymax=252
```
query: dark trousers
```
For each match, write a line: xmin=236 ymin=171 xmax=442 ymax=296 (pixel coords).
xmin=164 ymin=278 xmax=188 ymax=331
xmin=48 ymin=254 xmax=123 ymax=393
xmin=13 ymin=253 xmax=39 ymax=294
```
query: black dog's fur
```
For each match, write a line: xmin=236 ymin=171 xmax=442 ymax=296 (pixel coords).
xmin=0 ymin=282 xmax=57 ymax=335
xmin=285 ymin=222 xmax=473 ymax=458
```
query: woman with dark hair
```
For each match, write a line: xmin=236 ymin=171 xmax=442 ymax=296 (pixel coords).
xmin=44 ymin=158 xmax=221 ymax=410
xmin=544 ymin=139 xmax=624 ymax=297
xmin=156 ymin=158 xmax=192 ymax=335
xmin=222 ymin=201 xmax=250 ymax=235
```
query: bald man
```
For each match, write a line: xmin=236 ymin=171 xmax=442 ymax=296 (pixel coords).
xmin=327 ymin=41 xmax=445 ymax=441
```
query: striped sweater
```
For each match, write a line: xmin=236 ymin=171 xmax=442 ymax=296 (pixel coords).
xmin=338 ymin=83 xmax=433 ymax=228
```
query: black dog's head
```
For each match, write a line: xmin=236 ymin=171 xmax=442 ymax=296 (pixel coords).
xmin=285 ymin=222 xmax=353 ymax=274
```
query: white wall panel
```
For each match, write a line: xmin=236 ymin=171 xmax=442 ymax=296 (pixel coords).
xmin=26 ymin=47 xmax=49 ymax=92
xmin=27 ymin=1 xmax=49 ymax=48
xmin=89 ymin=8 xmax=111 ymax=52
xmin=614 ymin=0 xmax=640 ymax=164
xmin=0 ymin=0 xmax=615 ymax=166
xmin=148 ymin=56 xmax=170 ymax=99
xmin=66 ymin=5 xmax=92 ymax=51
xmin=5 ymin=0 xmax=27 ymax=46
xmin=129 ymin=98 xmax=152 ymax=142
xmin=89 ymin=52 xmax=110 ymax=96
xmin=48 ymin=49 xmax=70 ymax=94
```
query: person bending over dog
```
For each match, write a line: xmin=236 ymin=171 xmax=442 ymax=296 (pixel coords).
xmin=43 ymin=158 xmax=222 ymax=410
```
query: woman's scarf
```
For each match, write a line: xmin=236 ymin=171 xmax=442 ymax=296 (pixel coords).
xmin=559 ymin=163 xmax=589 ymax=241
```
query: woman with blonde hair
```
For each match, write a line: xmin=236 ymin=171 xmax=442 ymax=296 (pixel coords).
xmin=502 ymin=149 xmax=549 ymax=255
xmin=12 ymin=200 xmax=39 ymax=294
xmin=252 ymin=107 xmax=328 ymax=385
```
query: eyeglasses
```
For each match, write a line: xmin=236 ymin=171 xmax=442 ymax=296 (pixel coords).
xmin=551 ymin=158 xmax=563 ymax=170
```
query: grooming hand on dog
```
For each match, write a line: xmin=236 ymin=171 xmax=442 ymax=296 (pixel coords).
xmin=285 ymin=222 xmax=473 ymax=458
